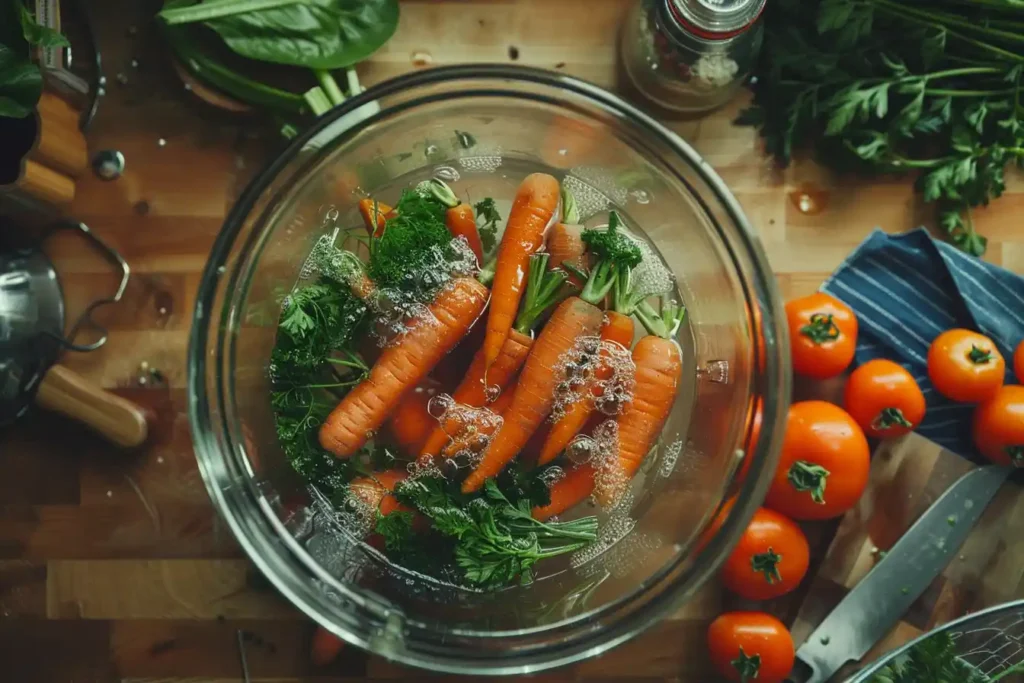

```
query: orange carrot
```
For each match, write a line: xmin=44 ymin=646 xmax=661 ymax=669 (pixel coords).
xmin=418 ymin=179 xmax=485 ymax=265
xmin=547 ymin=222 xmax=586 ymax=286
xmin=447 ymin=203 xmax=484 ymax=265
xmin=595 ymin=305 xmax=684 ymax=507
xmin=387 ymin=380 xmax=441 ymax=453
xmin=358 ymin=198 xmax=395 ymax=238
xmin=462 ymin=296 xmax=603 ymax=493
xmin=439 ymin=387 xmax=516 ymax=460
xmin=419 ymin=328 xmax=533 ymax=461
xmin=538 ymin=311 xmax=635 ymax=464
xmin=349 ymin=469 xmax=410 ymax=517
xmin=482 ymin=173 xmax=561 ymax=374
xmin=311 ymin=625 xmax=345 ymax=666
xmin=419 ymin=252 xmax=575 ymax=462
xmin=319 ymin=277 xmax=490 ymax=457
xmin=532 ymin=463 xmax=597 ymax=520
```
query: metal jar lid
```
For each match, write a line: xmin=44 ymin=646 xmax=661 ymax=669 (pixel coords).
xmin=668 ymin=0 xmax=767 ymax=37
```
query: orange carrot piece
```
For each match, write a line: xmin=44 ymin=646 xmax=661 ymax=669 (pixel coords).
xmin=311 ymin=625 xmax=345 ymax=666
xmin=446 ymin=203 xmax=484 ymax=265
xmin=595 ymin=335 xmax=682 ymax=507
xmin=462 ymin=296 xmax=603 ymax=493
xmin=419 ymin=328 xmax=534 ymax=462
xmin=547 ymin=222 xmax=586 ymax=286
xmin=532 ymin=463 xmax=597 ymax=520
xmin=439 ymin=387 xmax=516 ymax=459
xmin=358 ymin=198 xmax=395 ymax=238
xmin=319 ymin=277 xmax=490 ymax=457
xmin=387 ymin=380 xmax=441 ymax=454
xmin=538 ymin=311 xmax=636 ymax=464
xmin=348 ymin=469 xmax=410 ymax=517
xmin=482 ymin=173 xmax=561 ymax=374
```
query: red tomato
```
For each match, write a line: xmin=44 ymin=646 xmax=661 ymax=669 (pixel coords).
xmin=708 ymin=612 xmax=795 ymax=683
xmin=843 ymin=359 xmax=926 ymax=439
xmin=928 ymin=329 xmax=1005 ymax=403
xmin=785 ymin=293 xmax=858 ymax=380
xmin=973 ymin=385 xmax=1024 ymax=468
xmin=766 ymin=401 xmax=870 ymax=520
xmin=1014 ymin=340 xmax=1024 ymax=384
xmin=720 ymin=507 xmax=810 ymax=600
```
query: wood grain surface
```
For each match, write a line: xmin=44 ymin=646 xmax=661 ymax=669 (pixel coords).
xmin=1 ymin=1 xmax=1022 ymax=682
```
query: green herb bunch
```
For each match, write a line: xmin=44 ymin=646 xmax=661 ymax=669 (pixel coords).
xmin=867 ymin=630 xmax=1024 ymax=682
xmin=739 ymin=0 xmax=1024 ymax=256
xmin=1 ymin=3 xmax=67 ymax=119
xmin=388 ymin=475 xmax=599 ymax=590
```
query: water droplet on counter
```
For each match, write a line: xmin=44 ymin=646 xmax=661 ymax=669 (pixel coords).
xmin=788 ymin=184 xmax=830 ymax=216
xmin=411 ymin=51 xmax=433 ymax=67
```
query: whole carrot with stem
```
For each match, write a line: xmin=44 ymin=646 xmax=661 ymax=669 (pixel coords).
xmin=420 ymin=179 xmax=485 ymax=265
xmin=461 ymin=296 xmax=603 ymax=493
xmin=419 ymin=253 xmax=575 ymax=462
xmin=481 ymin=173 xmax=561 ymax=376
xmin=595 ymin=300 xmax=685 ymax=507
xmin=319 ymin=277 xmax=490 ymax=458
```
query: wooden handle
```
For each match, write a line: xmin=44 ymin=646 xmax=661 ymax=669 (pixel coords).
xmin=34 ymin=365 xmax=149 ymax=448
xmin=16 ymin=159 xmax=75 ymax=205
xmin=30 ymin=105 xmax=88 ymax=177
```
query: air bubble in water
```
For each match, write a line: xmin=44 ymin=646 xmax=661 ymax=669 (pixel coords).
xmin=658 ymin=439 xmax=683 ymax=478
xmin=433 ymin=165 xmax=460 ymax=182
xmin=458 ymin=156 xmax=502 ymax=173
xmin=631 ymin=189 xmax=651 ymax=204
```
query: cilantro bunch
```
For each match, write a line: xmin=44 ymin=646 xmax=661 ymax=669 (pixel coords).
xmin=739 ymin=0 xmax=1024 ymax=256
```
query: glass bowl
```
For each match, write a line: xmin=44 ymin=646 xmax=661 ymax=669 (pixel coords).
xmin=188 ymin=64 xmax=789 ymax=675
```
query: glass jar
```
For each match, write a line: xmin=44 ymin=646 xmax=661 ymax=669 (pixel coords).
xmin=621 ymin=0 xmax=766 ymax=115
xmin=188 ymin=64 xmax=789 ymax=674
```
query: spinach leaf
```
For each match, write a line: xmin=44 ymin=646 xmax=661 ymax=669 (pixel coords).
xmin=0 ymin=2 xmax=68 ymax=119
xmin=163 ymin=0 xmax=400 ymax=70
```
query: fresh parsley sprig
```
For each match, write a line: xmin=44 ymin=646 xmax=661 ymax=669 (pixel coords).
xmin=392 ymin=474 xmax=598 ymax=590
xmin=739 ymin=0 xmax=1024 ymax=256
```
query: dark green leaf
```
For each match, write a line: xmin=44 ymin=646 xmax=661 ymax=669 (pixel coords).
xmin=965 ymin=101 xmax=988 ymax=134
xmin=18 ymin=5 xmax=69 ymax=49
xmin=187 ymin=0 xmax=400 ymax=70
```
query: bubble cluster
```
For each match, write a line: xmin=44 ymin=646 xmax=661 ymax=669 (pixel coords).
xmin=657 ymin=438 xmax=683 ymax=478
xmin=570 ymin=512 xmax=636 ymax=568
xmin=550 ymin=335 xmax=636 ymax=422
xmin=425 ymin=393 xmax=504 ymax=469
xmin=458 ymin=155 xmax=502 ymax=173
xmin=628 ymin=236 xmax=675 ymax=299
xmin=562 ymin=174 xmax=610 ymax=221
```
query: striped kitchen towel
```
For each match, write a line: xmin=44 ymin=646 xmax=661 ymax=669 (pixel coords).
xmin=820 ymin=228 xmax=1024 ymax=463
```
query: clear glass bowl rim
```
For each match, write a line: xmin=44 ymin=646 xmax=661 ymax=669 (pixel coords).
xmin=187 ymin=63 xmax=791 ymax=675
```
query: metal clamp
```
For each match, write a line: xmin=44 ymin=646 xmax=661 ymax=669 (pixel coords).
xmin=40 ymin=220 xmax=130 ymax=353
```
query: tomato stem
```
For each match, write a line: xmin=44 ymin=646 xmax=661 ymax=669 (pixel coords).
xmin=788 ymin=460 xmax=830 ymax=504
xmin=968 ymin=344 xmax=994 ymax=364
xmin=730 ymin=647 xmax=761 ymax=683
xmin=750 ymin=548 xmax=783 ymax=584
xmin=872 ymin=407 xmax=913 ymax=431
xmin=799 ymin=313 xmax=840 ymax=345
xmin=1007 ymin=445 xmax=1024 ymax=468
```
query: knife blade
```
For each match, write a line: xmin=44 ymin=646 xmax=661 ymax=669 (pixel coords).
xmin=789 ymin=464 xmax=1011 ymax=683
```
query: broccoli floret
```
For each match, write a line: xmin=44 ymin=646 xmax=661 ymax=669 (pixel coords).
xmin=579 ymin=211 xmax=642 ymax=305
xmin=581 ymin=211 xmax=641 ymax=269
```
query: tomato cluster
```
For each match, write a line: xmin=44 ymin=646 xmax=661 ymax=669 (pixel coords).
xmin=709 ymin=293 xmax=1024 ymax=683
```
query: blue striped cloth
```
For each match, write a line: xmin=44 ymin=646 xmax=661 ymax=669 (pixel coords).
xmin=820 ymin=228 xmax=1024 ymax=463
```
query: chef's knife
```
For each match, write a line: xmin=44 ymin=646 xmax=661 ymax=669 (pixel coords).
xmin=788 ymin=464 xmax=1011 ymax=683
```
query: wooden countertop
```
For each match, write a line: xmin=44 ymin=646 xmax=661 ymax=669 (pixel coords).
xmin=1 ymin=1 xmax=1021 ymax=681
